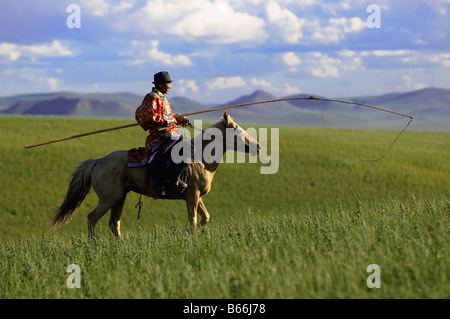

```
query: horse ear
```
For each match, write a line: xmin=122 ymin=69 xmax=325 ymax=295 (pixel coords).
xmin=223 ymin=112 xmax=231 ymax=125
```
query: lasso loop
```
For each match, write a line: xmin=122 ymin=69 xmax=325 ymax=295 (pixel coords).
xmin=312 ymin=97 xmax=413 ymax=163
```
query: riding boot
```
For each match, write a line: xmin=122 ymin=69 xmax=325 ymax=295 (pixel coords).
xmin=164 ymin=162 xmax=188 ymax=189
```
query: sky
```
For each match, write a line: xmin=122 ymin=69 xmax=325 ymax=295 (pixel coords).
xmin=0 ymin=0 xmax=449 ymax=103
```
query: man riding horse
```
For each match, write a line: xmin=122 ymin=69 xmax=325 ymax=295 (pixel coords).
xmin=51 ymin=71 xmax=262 ymax=238
xmin=129 ymin=71 xmax=191 ymax=194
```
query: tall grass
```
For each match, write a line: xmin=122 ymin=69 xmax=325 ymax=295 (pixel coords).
xmin=0 ymin=196 xmax=448 ymax=298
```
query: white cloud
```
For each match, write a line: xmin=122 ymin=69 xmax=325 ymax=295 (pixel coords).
xmin=311 ymin=17 xmax=365 ymax=44
xmin=319 ymin=0 xmax=352 ymax=15
xmin=32 ymin=76 xmax=62 ymax=92
xmin=129 ymin=0 xmax=267 ymax=44
xmin=266 ymin=1 xmax=305 ymax=43
xmin=148 ymin=41 xmax=192 ymax=67
xmin=119 ymin=40 xmax=193 ymax=67
xmin=0 ymin=40 xmax=74 ymax=61
xmin=310 ymin=63 xmax=340 ymax=78
xmin=177 ymin=79 xmax=199 ymax=95
xmin=77 ymin=0 xmax=135 ymax=16
xmin=371 ymin=50 xmax=410 ymax=57
xmin=251 ymin=77 xmax=272 ymax=88
xmin=400 ymin=75 xmax=427 ymax=91
xmin=206 ymin=76 xmax=246 ymax=90
xmin=25 ymin=40 xmax=74 ymax=57
xmin=281 ymin=52 xmax=302 ymax=72
xmin=342 ymin=49 xmax=450 ymax=69
xmin=282 ymin=83 xmax=301 ymax=95
xmin=333 ymin=17 xmax=365 ymax=33
xmin=338 ymin=49 xmax=357 ymax=58
xmin=0 ymin=43 xmax=21 ymax=61
xmin=46 ymin=77 xmax=61 ymax=91
xmin=113 ymin=1 xmax=134 ymax=12
xmin=307 ymin=51 xmax=362 ymax=77
xmin=413 ymin=39 xmax=428 ymax=45
xmin=78 ymin=0 xmax=109 ymax=16
xmin=266 ymin=1 xmax=365 ymax=44
xmin=434 ymin=53 xmax=450 ymax=67
xmin=281 ymin=51 xmax=362 ymax=78
xmin=403 ymin=51 xmax=450 ymax=68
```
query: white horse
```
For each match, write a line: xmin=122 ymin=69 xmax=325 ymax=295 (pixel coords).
xmin=52 ymin=113 xmax=261 ymax=239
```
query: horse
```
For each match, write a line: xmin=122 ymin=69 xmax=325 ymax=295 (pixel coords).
xmin=51 ymin=112 xmax=261 ymax=239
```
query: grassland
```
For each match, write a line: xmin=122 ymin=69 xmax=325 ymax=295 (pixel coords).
xmin=0 ymin=115 xmax=448 ymax=299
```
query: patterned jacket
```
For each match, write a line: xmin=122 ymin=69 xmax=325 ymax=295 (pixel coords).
xmin=135 ymin=88 xmax=188 ymax=155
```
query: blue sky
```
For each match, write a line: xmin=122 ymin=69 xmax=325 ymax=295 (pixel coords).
xmin=1 ymin=0 xmax=449 ymax=103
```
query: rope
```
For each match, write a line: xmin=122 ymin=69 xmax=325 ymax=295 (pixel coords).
xmin=135 ymin=194 xmax=143 ymax=220
xmin=314 ymin=97 xmax=413 ymax=163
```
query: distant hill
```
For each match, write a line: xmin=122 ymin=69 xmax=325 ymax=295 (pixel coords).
xmin=346 ymin=87 xmax=450 ymax=117
xmin=0 ymin=92 xmax=143 ymax=111
xmin=2 ymin=97 xmax=136 ymax=118
xmin=0 ymin=87 xmax=449 ymax=131
xmin=220 ymin=89 xmax=298 ymax=113
xmin=0 ymin=92 xmax=211 ymax=119
xmin=342 ymin=87 xmax=450 ymax=131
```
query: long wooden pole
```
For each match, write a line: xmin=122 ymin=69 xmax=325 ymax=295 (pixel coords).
xmin=23 ymin=96 xmax=413 ymax=149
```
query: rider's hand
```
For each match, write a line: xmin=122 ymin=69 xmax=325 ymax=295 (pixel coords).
xmin=175 ymin=114 xmax=190 ymax=127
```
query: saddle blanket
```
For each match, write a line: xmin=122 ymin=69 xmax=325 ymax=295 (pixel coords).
xmin=127 ymin=137 xmax=181 ymax=168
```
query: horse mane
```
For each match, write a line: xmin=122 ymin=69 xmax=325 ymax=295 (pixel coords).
xmin=192 ymin=115 xmax=229 ymax=144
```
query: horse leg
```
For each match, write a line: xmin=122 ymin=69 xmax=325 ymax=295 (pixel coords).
xmin=109 ymin=194 xmax=126 ymax=238
xmin=87 ymin=201 xmax=111 ymax=239
xmin=185 ymin=190 xmax=200 ymax=230
xmin=197 ymin=198 xmax=210 ymax=228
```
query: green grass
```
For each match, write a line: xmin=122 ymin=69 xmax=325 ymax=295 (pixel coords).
xmin=0 ymin=115 xmax=449 ymax=298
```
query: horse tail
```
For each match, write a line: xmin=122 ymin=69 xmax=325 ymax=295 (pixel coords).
xmin=52 ymin=159 xmax=97 ymax=230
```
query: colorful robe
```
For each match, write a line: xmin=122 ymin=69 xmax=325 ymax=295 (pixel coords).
xmin=128 ymin=88 xmax=187 ymax=167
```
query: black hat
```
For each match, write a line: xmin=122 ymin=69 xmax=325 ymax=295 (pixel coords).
xmin=153 ymin=71 xmax=173 ymax=84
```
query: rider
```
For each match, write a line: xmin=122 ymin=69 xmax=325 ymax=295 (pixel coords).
xmin=135 ymin=71 xmax=190 ymax=189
